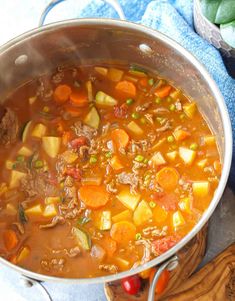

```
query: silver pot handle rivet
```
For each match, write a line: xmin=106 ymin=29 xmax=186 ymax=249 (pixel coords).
xmin=20 ymin=276 xmax=53 ymax=301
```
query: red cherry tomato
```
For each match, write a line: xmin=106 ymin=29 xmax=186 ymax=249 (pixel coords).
xmin=121 ymin=275 xmax=141 ymax=295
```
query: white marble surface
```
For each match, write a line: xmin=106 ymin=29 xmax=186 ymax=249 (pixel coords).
xmin=0 ymin=1 xmax=234 ymax=300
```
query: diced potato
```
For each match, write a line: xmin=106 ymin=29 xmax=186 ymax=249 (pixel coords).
xmin=42 ymin=136 xmax=61 ymax=158
xmin=115 ymin=257 xmax=130 ymax=270
xmin=5 ymin=160 xmax=14 ymax=170
xmin=61 ymin=150 xmax=78 ymax=164
xmin=112 ymin=210 xmax=132 ymax=223
xmin=5 ymin=204 xmax=17 ymax=215
xmin=25 ymin=204 xmax=43 ymax=216
xmin=178 ymin=198 xmax=192 ymax=214
xmin=107 ymin=68 xmax=124 ymax=82
xmin=149 ymin=152 xmax=166 ymax=167
xmin=173 ymin=129 xmax=190 ymax=141
xmin=45 ymin=196 xmax=61 ymax=205
xmin=110 ymin=156 xmax=124 ymax=171
xmin=95 ymin=91 xmax=117 ymax=106
xmin=99 ymin=211 xmax=111 ymax=230
xmin=84 ymin=107 xmax=100 ymax=129
xmin=166 ymin=151 xmax=178 ymax=161
xmin=197 ymin=159 xmax=208 ymax=169
xmin=0 ymin=183 xmax=8 ymax=196
xmin=173 ymin=211 xmax=185 ymax=229
xmin=94 ymin=66 xmax=108 ymax=76
xmin=117 ymin=189 xmax=140 ymax=211
xmin=9 ymin=170 xmax=26 ymax=188
xmin=203 ymin=135 xmax=216 ymax=146
xmin=133 ymin=200 xmax=153 ymax=226
xmin=126 ymin=121 xmax=143 ymax=135
xmin=32 ymin=123 xmax=47 ymax=138
xmin=183 ymin=102 xmax=197 ymax=118
xmin=18 ymin=146 xmax=33 ymax=157
xmin=17 ymin=246 xmax=30 ymax=263
xmin=179 ymin=147 xmax=196 ymax=165
xmin=91 ymin=244 xmax=106 ymax=261
xmin=192 ymin=181 xmax=210 ymax=198
xmin=43 ymin=204 xmax=57 ymax=217
xmin=29 ymin=96 xmax=37 ymax=105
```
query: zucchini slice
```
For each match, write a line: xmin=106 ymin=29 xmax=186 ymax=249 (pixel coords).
xmin=21 ymin=121 xmax=32 ymax=142
xmin=72 ymin=227 xmax=91 ymax=251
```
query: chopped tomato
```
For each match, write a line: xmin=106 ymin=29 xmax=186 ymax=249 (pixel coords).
xmin=65 ymin=167 xmax=81 ymax=180
xmin=113 ymin=104 xmax=128 ymax=119
xmin=69 ymin=137 xmax=88 ymax=149
xmin=153 ymin=193 xmax=178 ymax=211
xmin=152 ymin=236 xmax=180 ymax=255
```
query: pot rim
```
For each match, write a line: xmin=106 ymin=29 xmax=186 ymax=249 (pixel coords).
xmin=0 ymin=18 xmax=232 ymax=284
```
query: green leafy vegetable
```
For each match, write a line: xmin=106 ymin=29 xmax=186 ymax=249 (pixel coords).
xmin=77 ymin=217 xmax=91 ymax=225
xmin=19 ymin=204 xmax=28 ymax=224
xmin=200 ymin=0 xmax=235 ymax=47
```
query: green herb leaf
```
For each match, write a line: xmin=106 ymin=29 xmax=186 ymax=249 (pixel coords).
xmin=77 ymin=217 xmax=91 ymax=225
xmin=221 ymin=21 xmax=235 ymax=47
xmin=19 ymin=204 xmax=28 ymax=224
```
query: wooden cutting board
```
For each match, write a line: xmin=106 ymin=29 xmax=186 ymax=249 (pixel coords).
xmin=104 ymin=224 xmax=235 ymax=301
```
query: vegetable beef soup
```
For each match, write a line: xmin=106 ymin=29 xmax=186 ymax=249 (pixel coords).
xmin=0 ymin=65 xmax=221 ymax=278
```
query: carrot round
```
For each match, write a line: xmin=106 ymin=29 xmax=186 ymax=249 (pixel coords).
xmin=110 ymin=221 xmax=136 ymax=244
xmin=156 ymin=167 xmax=179 ymax=191
xmin=53 ymin=84 xmax=72 ymax=104
xmin=149 ymin=269 xmax=170 ymax=294
xmin=79 ymin=185 xmax=110 ymax=209
xmin=139 ymin=78 xmax=148 ymax=87
xmin=115 ymin=81 xmax=136 ymax=98
xmin=3 ymin=229 xmax=19 ymax=251
xmin=70 ymin=90 xmax=88 ymax=107
xmin=111 ymin=128 xmax=130 ymax=150
xmin=155 ymin=85 xmax=171 ymax=98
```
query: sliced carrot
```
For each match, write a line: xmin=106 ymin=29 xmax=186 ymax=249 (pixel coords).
xmin=79 ymin=185 xmax=110 ymax=209
xmin=149 ymin=269 xmax=170 ymax=294
xmin=110 ymin=155 xmax=124 ymax=171
xmin=115 ymin=81 xmax=136 ymax=98
xmin=53 ymin=84 xmax=72 ymax=104
xmin=70 ymin=90 xmax=88 ymax=107
xmin=139 ymin=78 xmax=148 ymax=87
xmin=173 ymin=129 xmax=191 ymax=141
xmin=110 ymin=221 xmax=136 ymax=244
xmin=153 ymin=205 xmax=168 ymax=224
xmin=156 ymin=167 xmax=179 ymax=191
xmin=64 ymin=105 xmax=83 ymax=117
xmin=111 ymin=128 xmax=130 ymax=150
xmin=3 ymin=229 xmax=19 ymax=251
xmin=104 ymin=237 xmax=117 ymax=257
xmin=154 ymin=85 xmax=172 ymax=98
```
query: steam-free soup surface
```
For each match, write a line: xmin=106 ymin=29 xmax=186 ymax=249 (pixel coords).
xmin=0 ymin=65 xmax=221 ymax=278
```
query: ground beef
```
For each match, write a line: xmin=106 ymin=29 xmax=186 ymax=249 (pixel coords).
xmin=116 ymin=172 xmax=139 ymax=194
xmin=0 ymin=108 xmax=19 ymax=145
xmin=71 ymin=121 xmax=97 ymax=141
xmin=113 ymin=104 xmax=128 ymax=119
xmin=99 ymin=264 xmax=118 ymax=274
xmin=39 ymin=216 xmax=65 ymax=229
xmin=20 ymin=172 xmax=57 ymax=201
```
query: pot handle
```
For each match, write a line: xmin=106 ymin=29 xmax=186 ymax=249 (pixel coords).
xmin=148 ymin=255 xmax=179 ymax=301
xmin=39 ymin=0 xmax=126 ymax=27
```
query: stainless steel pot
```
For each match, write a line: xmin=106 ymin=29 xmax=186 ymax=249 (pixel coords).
xmin=0 ymin=0 xmax=232 ymax=300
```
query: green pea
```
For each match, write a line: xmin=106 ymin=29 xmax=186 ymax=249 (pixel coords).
xmin=169 ymin=104 xmax=176 ymax=111
xmin=16 ymin=155 xmax=25 ymax=162
xmin=167 ymin=135 xmax=175 ymax=143
xmin=166 ymin=96 xmax=172 ymax=102
xmin=105 ymin=151 xmax=112 ymax=158
xmin=126 ymin=98 xmax=134 ymax=105
xmin=143 ymin=158 xmax=149 ymax=164
xmin=190 ymin=143 xmax=198 ymax=151
xmin=155 ymin=97 xmax=161 ymax=104
xmin=34 ymin=160 xmax=44 ymax=168
xmin=135 ymin=233 xmax=142 ymax=240
xmin=90 ymin=155 xmax=98 ymax=164
xmin=148 ymin=78 xmax=154 ymax=86
xmin=149 ymin=201 xmax=156 ymax=208
xmin=131 ymin=112 xmax=140 ymax=119
xmin=135 ymin=155 xmax=144 ymax=162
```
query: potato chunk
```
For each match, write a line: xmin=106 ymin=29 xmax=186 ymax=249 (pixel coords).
xmin=133 ymin=200 xmax=152 ymax=226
